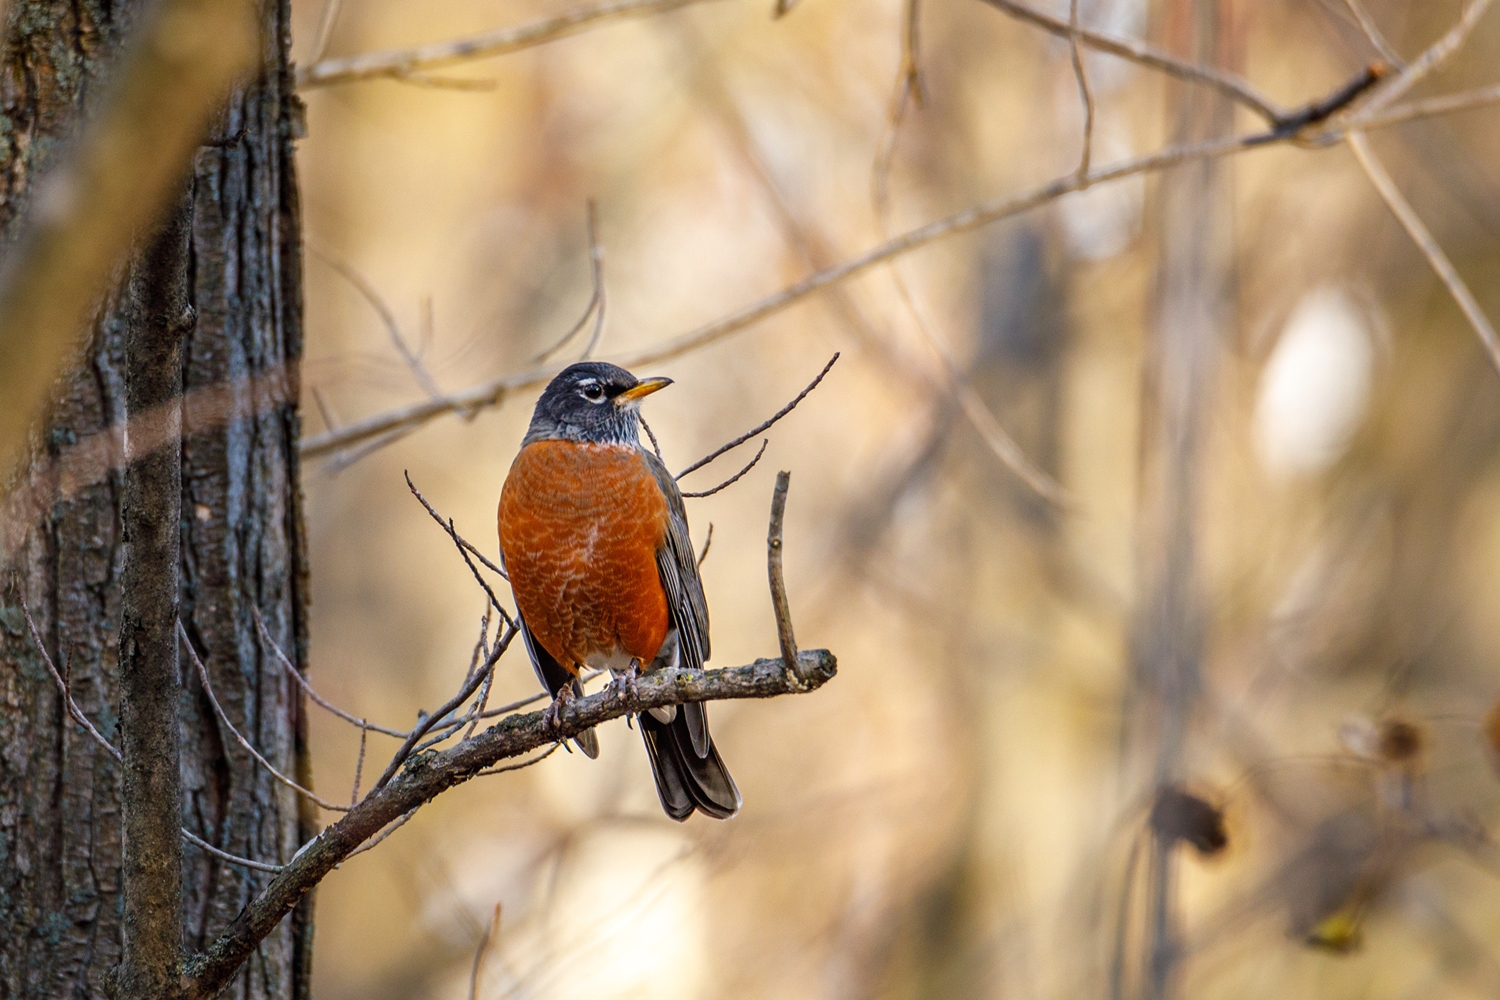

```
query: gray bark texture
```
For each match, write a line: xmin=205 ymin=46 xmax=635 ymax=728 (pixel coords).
xmin=0 ymin=1 xmax=310 ymax=998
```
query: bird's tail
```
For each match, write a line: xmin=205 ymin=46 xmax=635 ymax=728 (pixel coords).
xmin=639 ymin=702 xmax=741 ymax=821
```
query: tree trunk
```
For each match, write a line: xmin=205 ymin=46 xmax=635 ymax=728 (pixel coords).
xmin=0 ymin=2 xmax=309 ymax=998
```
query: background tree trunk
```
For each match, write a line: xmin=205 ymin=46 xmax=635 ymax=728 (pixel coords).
xmin=0 ymin=2 xmax=309 ymax=998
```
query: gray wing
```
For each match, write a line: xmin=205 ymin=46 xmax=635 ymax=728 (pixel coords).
xmin=641 ymin=450 xmax=712 ymax=757
xmin=641 ymin=450 xmax=710 ymax=669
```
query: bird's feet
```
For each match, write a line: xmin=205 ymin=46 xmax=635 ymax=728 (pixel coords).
xmin=607 ymin=660 xmax=643 ymax=704
xmin=542 ymin=684 xmax=576 ymax=732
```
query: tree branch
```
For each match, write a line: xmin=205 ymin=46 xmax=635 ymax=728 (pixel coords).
xmin=296 ymin=0 xmax=724 ymax=89
xmin=299 ymin=66 xmax=1384 ymax=465
xmin=1347 ymin=130 xmax=1500 ymax=374
xmin=976 ymin=0 xmax=1285 ymax=125
xmin=177 ymin=650 xmax=836 ymax=999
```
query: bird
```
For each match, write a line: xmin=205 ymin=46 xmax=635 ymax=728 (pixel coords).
xmin=497 ymin=361 xmax=741 ymax=821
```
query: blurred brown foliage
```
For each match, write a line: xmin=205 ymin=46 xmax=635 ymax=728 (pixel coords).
xmin=287 ymin=0 xmax=1500 ymax=998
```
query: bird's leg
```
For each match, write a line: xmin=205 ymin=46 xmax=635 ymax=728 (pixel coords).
xmin=542 ymin=682 xmax=577 ymax=731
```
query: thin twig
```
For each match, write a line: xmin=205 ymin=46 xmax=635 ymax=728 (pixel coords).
xmin=350 ymin=724 xmax=368 ymax=806
xmin=638 ymin=414 xmax=665 ymax=462
xmin=474 ymin=668 xmax=604 ymax=720
xmin=977 ymin=0 xmax=1285 ymax=125
xmin=22 ymin=598 xmax=122 ymax=761
xmin=1343 ymin=0 xmax=1404 ymax=67
xmin=405 ymin=474 xmax=516 ymax=629
xmin=681 ymin=440 xmax=767 ymax=498
xmin=697 ymin=522 xmax=714 ymax=568
xmin=309 ymin=0 xmax=343 ymax=63
xmin=310 ymin=385 xmax=341 ymax=433
xmin=404 ymin=471 xmax=508 ymax=580
xmin=297 ymin=0 xmax=721 ymax=89
xmin=534 ymin=201 xmax=606 ymax=362
xmin=370 ymin=627 xmax=515 ymax=794
xmin=180 ymin=621 xmax=352 ymax=812
xmin=300 ymin=70 xmax=1387 ymax=463
xmin=676 ymin=353 xmax=840 ymax=479
xmin=308 ymin=243 xmax=444 ymax=402
xmin=1347 ymin=130 xmax=1500 ymax=374
xmin=475 ymin=741 xmax=563 ymax=776
xmin=767 ymin=471 xmax=800 ymax=680
xmin=344 ymin=809 xmax=418 ymax=861
xmin=469 ymin=903 xmax=503 ymax=1000
xmin=388 ymin=70 xmax=497 ymax=91
xmin=253 ymin=607 xmax=408 ymax=737
xmin=1355 ymin=82 xmax=1500 ymax=131
xmin=1355 ymin=0 xmax=1495 ymax=118
xmin=182 ymin=828 xmax=285 ymax=874
xmin=1068 ymin=0 xmax=1095 ymax=180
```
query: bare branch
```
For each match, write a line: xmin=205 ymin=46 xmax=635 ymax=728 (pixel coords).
xmin=1355 ymin=82 xmax=1500 ymax=130
xmin=976 ymin=0 xmax=1285 ymax=125
xmin=1343 ymin=0 xmax=1404 ymax=67
xmin=343 ymin=809 xmax=417 ymax=862
xmin=22 ymin=598 xmax=122 ymax=762
xmin=469 ymin=903 xmax=503 ymax=1000
xmin=300 ymin=69 xmax=1386 ymax=464
xmin=697 ymin=523 xmax=715 ymax=568
xmin=534 ymin=201 xmax=607 ymax=363
xmin=310 ymin=0 xmax=344 ymax=63
xmin=253 ymin=607 xmax=409 ymax=738
xmin=677 ymin=353 xmax=839 ymax=479
xmin=369 ymin=627 xmax=516 ymax=794
xmin=178 ymin=649 xmax=837 ymax=1000
xmin=308 ymin=243 xmax=444 ymax=402
xmin=297 ymin=0 xmax=722 ymax=89
xmin=767 ymin=472 xmax=800 ymax=680
xmin=180 ymin=621 xmax=352 ymax=813
xmin=1354 ymin=0 xmax=1495 ymax=118
xmin=476 ymin=742 xmax=563 ymax=777
xmin=405 ymin=474 xmax=518 ymax=634
xmin=682 ymin=440 xmax=768 ymax=498
xmin=1347 ymin=130 xmax=1500 ymax=374
xmin=1067 ymin=0 xmax=1095 ymax=180
xmin=638 ymin=413 xmax=666 ymax=462
xmin=182 ymin=829 xmax=285 ymax=874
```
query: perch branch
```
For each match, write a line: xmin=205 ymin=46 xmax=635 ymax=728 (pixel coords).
xmin=179 ymin=650 xmax=837 ymax=999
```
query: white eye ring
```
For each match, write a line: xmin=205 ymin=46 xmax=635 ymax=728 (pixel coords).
xmin=579 ymin=383 xmax=606 ymax=403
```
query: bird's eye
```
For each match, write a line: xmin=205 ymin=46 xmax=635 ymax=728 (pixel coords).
xmin=579 ymin=383 xmax=606 ymax=403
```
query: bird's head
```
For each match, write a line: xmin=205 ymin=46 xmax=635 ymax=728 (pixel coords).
xmin=523 ymin=361 xmax=672 ymax=446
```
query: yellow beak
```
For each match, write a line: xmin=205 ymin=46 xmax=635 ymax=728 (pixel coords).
xmin=615 ymin=377 xmax=673 ymax=404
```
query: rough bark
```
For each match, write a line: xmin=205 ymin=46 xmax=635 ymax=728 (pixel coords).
xmin=0 ymin=1 xmax=308 ymax=998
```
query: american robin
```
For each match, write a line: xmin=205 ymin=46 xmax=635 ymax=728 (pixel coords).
xmin=498 ymin=361 xmax=741 ymax=821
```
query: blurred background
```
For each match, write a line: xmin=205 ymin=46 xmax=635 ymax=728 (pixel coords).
xmin=287 ymin=0 xmax=1500 ymax=997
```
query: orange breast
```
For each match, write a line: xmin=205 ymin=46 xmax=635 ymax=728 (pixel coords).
xmin=498 ymin=440 xmax=671 ymax=673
